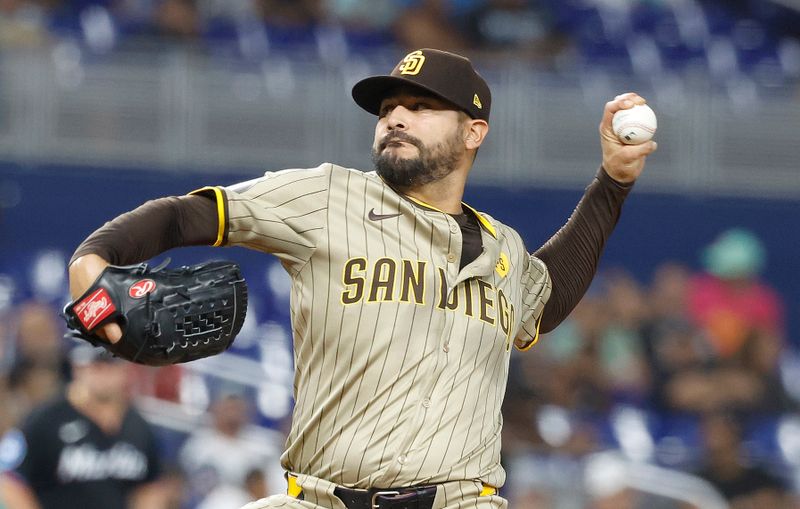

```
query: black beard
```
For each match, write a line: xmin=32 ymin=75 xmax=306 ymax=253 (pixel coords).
xmin=372 ymin=131 xmax=461 ymax=190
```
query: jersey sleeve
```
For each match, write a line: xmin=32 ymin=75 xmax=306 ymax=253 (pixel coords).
xmin=190 ymin=164 xmax=331 ymax=273
xmin=514 ymin=253 xmax=552 ymax=351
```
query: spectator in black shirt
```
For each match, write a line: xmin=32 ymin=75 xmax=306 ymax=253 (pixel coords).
xmin=0 ymin=344 xmax=170 ymax=509
xmin=695 ymin=411 xmax=792 ymax=509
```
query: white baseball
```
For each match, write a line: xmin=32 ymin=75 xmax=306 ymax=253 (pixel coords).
xmin=612 ymin=104 xmax=657 ymax=145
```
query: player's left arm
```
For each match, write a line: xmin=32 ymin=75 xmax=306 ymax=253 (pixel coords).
xmin=532 ymin=93 xmax=657 ymax=334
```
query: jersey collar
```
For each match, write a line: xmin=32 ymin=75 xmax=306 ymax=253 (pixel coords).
xmin=403 ymin=195 xmax=497 ymax=239
xmin=372 ymin=171 xmax=498 ymax=239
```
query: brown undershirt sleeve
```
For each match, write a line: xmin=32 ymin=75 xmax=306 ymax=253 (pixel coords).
xmin=70 ymin=195 xmax=220 ymax=266
xmin=534 ymin=167 xmax=633 ymax=333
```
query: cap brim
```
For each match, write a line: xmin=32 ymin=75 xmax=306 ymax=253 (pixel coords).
xmin=351 ymin=75 xmax=455 ymax=116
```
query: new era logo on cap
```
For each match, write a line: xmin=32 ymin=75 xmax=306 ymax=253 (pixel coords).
xmin=352 ymin=48 xmax=491 ymax=122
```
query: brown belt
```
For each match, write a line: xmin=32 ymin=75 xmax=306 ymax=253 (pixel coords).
xmin=286 ymin=473 xmax=498 ymax=509
xmin=333 ymin=485 xmax=437 ymax=509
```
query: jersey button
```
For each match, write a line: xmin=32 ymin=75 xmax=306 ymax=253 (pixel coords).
xmin=450 ymin=224 xmax=459 ymax=233
xmin=446 ymin=253 xmax=456 ymax=263
xmin=422 ymin=398 xmax=431 ymax=408
xmin=397 ymin=455 xmax=407 ymax=465
xmin=443 ymin=344 xmax=449 ymax=353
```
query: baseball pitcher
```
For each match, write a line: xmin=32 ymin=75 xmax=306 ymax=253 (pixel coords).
xmin=65 ymin=49 xmax=657 ymax=509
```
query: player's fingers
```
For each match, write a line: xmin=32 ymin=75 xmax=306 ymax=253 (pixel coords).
xmin=601 ymin=93 xmax=647 ymax=129
xmin=96 ymin=323 xmax=123 ymax=344
xmin=617 ymin=141 xmax=658 ymax=163
xmin=614 ymin=92 xmax=638 ymax=102
xmin=634 ymin=140 xmax=658 ymax=157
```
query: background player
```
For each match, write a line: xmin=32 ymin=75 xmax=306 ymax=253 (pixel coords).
xmin=66 ymin=48 xmax=656 ymax=508
xmin=0 ymin=344 xmax=170 ymax=509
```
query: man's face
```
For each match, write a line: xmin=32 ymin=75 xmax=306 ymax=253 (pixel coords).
xmin=75 ymin=360 xmax=129 ymax=403
xmin=372 ymin=89 xmax=467 ymax=189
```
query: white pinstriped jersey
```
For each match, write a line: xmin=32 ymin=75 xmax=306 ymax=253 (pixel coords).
xmin=205 ymin=163 xmax=551 ymax=489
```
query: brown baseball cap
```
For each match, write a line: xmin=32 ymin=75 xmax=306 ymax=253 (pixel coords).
xmin=352 ymin=48 xmax=491 ymax=122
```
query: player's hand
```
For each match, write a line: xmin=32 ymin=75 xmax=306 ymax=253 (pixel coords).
xmin=599 ymin=92 xmax=658 ymax=183
xmin=69 ymin=254 xmax=123 ymax=343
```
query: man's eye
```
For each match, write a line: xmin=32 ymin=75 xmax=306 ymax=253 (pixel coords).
xmin=412 ymin=102 xmax=430 ymax=110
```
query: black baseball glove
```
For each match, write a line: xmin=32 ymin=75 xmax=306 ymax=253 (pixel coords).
xmin=63 ymin=260 xmax=247 ymax=366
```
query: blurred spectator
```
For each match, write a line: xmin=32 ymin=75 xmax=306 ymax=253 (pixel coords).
xmin=195 ymin=467 xmax=268 ymax=509
xmin=153 ymin=0 xmax=200 ymax=40
xmin=516 ymin=270 xmax=650 ymax=415
xmin=324 ymin=0 xmax=402 ymax=33
xmin=179 ymin=387 xmax=279 ymax=507
xmin=256 ymin=0 xmax=322 ymax=28
xmin=647 ymin=262 xmax=693 ymax=324
xmin=596 ymin=270 xmax=650 ymax=403
xmin=535 ymin=293 xmax=613 ymax=414
xmin=460 ymin=0 xmax=568 ymax=59
xmin=641 ymin=252 xmax=791 ymax=415
xmin=0 ymin=0 xmax=51 ymax=48
xmin=6 ymin=359 xmax=63 ymax=429
xmin=3 ymin=302 xmax=69 ymax=428
xmin=687 ymin=228 xmax=784 ymax=359
xmin=648 ymin=228 xmax=793 ymax=415
xmin=694 ymin=411 xmax=793 ymax=508
xmin=0 ymin=344 xmax=172 ymax=508
xmin=11 ymin=302 xmax=68 ymax=378
xmin=393 ymin=0 xmax=470 ymax=51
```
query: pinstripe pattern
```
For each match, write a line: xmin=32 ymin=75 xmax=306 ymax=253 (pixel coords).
xmin=220 ymin=163 xmax=550 ymax=496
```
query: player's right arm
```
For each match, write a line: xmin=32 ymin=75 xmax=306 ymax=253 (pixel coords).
xmin=0 ymin=475 xmax=42 ymax=509
xmin=68 ymin=165 xmax=332 ymax=343
xmin=68 ymin=195 xmax=219 ymax=342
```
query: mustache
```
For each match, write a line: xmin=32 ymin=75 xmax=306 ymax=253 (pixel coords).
xmin=378 ymin=132 xmax=423 ymax=151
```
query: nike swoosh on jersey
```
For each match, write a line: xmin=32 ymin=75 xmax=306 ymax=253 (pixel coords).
xmin=368 ymin=208 xmax=402 ymax=221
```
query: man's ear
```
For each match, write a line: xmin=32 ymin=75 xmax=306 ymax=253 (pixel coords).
xmin=464 ymin=119 xmax=489 ymax=150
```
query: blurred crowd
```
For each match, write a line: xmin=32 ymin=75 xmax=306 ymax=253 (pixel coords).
xmin=0 ymin=225 xmax=797 ymax=508
xmin=0 ymin=0 xmax=571 ymax=58
xmin=502 ymin=228 xmax=799 ymax=508
xmin=3 ymin=0 xmax=800 ymax=86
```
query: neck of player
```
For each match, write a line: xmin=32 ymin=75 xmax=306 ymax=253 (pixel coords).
xmin=68 ymin=381 xmax=127 ymax=434
xmin=404 ymin=165 xmax=469 ymax=215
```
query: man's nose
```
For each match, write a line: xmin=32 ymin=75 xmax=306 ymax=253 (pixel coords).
xmin=386 ymin=105 xmax=410 ymax=131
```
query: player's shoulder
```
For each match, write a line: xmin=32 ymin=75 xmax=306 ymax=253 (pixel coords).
xmin=225 ymin=163 xmax=371 ymax=194
xmin=465 ymin=207 xmax=522 ymax=242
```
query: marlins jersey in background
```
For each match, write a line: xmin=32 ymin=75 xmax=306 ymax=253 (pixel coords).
xmin=191 ymin=163 xmax=552 ymax=489
xmin=3 ymin=396 xmax=160 ymax=509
